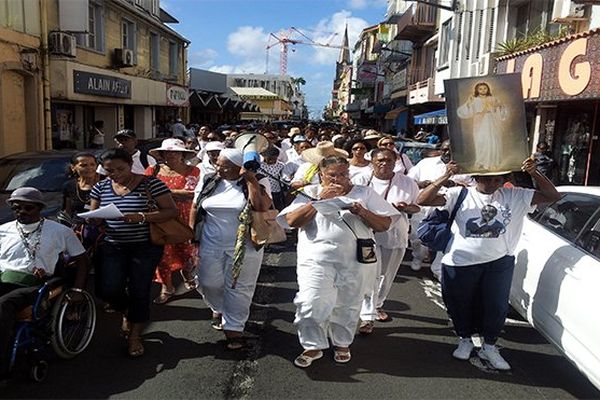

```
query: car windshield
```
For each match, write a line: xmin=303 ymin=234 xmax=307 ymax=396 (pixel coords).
xmin=0 ymin=158 xmax=69 ymax=192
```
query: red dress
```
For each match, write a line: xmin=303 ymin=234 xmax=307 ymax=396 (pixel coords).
xmin=145 ymin=166 xmax=200 ymax=283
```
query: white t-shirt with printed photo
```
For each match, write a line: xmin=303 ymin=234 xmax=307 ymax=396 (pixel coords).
xmin=440 ymin=186 xmax=535 ymax=266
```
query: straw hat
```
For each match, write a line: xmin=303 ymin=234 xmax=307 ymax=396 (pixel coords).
xmin=364 ymin=129 xmax=382 ymax=140
xmin=288 ymin=127 xmax=302 ymax=137
xmin=301 ymin=141 xmax=349 ymax=165
xmin=149 ymin=138 xmax=196 ymax=159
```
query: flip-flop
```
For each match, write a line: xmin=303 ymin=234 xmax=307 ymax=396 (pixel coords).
xmin=358 ymin=320 xmax=374 ymax=335
xmin=211 ymin=315 xmax=223 ymax=331
xmin=293 ymin=351 xmax=323 ymax=368
xmin=375 ymin=309 xmax=391 ymax=322
xmin=180 ymin=270 xmax=197 ymax=291
xmin=333 ymin=348 xmax=351 ymax=363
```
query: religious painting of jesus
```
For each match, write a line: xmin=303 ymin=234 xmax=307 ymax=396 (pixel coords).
xmin=444 ymin=74 xmax=530 ymax=175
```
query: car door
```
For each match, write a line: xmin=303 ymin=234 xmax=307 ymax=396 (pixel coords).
xmin=513 ymin=192 xmax=600 ymax=389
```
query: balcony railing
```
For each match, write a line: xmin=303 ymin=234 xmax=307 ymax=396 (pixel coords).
xmin=408 ymin=78 xmax=444 ymax=105
xmin=394 ymin=3 xmax=437 ymax=43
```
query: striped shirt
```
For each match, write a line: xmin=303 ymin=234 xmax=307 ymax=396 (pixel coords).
xmin=90 ymin=177 xmax=170 ymax=243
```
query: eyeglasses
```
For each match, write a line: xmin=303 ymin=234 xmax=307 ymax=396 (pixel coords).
xmin=322 ymin=171 xmax=349 ymax=180
xmin=352 ymin=146 xmax=367 ymax=151
xmin=10 ymin=204 xmax=36 ymax=212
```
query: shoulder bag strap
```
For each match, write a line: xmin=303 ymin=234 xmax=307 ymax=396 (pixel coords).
xmin=143 ymin=177 xmax=158 ymax=211
xmin=448 ymin=187 xmax=468 ymax=225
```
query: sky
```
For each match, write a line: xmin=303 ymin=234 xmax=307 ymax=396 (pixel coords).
xmin=161 ymin=0 xmax=389 ymax=118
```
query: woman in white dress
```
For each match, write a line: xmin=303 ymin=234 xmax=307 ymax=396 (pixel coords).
xmin=346 ymin=138 xmax=373 ymax=179
xmin=456 ymin=82 xmax=508 ymax=171
xmin=278 ymin=156 xmax=399 ymax=368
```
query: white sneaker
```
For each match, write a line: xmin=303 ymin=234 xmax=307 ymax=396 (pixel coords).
xmin=452 ymin=338 xmax=474 ymax=360
xmin=478 ymin=344 xmax=511 ymax=370
xmin=410 ymin=259 xmax=422 ymax=271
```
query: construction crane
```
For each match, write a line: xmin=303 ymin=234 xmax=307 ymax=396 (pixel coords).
xmin=265 ymin=27 xmax=344 ymax=76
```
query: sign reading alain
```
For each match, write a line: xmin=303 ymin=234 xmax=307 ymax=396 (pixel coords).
xmin=73 ymin=70 xmax=131 ymax=98
xmin=444 ymin=74 xmax=529 ymax=175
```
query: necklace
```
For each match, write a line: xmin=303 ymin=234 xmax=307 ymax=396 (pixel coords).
xmin=76 ymin=178 xmax=96 ymax=204
xmin=16 ymin=219 xmax=44 ymax=267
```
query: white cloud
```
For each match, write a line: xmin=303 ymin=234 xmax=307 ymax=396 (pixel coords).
xmin=189 ymin=48 xmax=219 ymax=69
xmin=310 ymin=10 xmax=371 ymax=66
xmin=227 ymin=26 xmax=269 ymax=59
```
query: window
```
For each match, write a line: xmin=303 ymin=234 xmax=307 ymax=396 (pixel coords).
xmin=1 ymin=0 xmax=40 ymax=36
xmin=438 ymin=19 xmax=451 ymax=68
xmin=577 ymin=211 xmax=600 ymax=259
xmin=465 ymin=11 xmax=473 ymax=61
xmin=538 ymin=193 xmax=600 ymax=243
xmin=169 ymin=41 xmax=179 ymax=77
xmin=455 ymin=12 xmax=462 ymax=62
xmin=486 ymin=7 xmax=496 ymax=53
xmin=122 ymin=19 xmax=137 ymax=62
xmin=150 ymin=32 xmax=159 ymax=71
xmin=74 ymin=2 xmax=103 ymax=51
xmin=473 ymin=9 xmax=483 ymax=60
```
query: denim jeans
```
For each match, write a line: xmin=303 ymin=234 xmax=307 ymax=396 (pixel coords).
xmin=0 ymin=283 xmax=38 ymax=375
xmin=98 ymin=241 xmax=163 ymax=323
xmin=441 ymin=255 xmax=515 ymax=344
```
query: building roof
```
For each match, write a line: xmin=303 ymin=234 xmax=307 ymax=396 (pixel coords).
xmin=229 ymin=87 xmax=281 ymax=100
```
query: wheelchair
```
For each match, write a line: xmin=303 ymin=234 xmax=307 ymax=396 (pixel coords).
xmin=9 ymin=277 xmax=96 ymax=382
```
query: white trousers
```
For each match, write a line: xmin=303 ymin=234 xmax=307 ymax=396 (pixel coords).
xmin=360 ymin=246 xmax=406 ymax=321
xmin=409 ymin=212 xmax=429 ymax=263
xmin=431 ymin=251 xmax=443 ymax=281
xmin=295 ymin=260 xmax=375 ymax=350
xmin=196 ymin=245 xmax=264 ymax=332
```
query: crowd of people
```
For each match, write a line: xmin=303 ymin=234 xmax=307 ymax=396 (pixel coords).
xmin=0 ymin=121 xmax=560 ymax=381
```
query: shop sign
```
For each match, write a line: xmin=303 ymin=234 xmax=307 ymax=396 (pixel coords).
xmin=358 ymin=62 xmax=378 ymax=84
xmin=73 ymin=70 xmax=131 ymax=98
xmin=166 ymin=84 xmax=190 ymax=107
xmin=497 ymin=31 xmax=600 ymax=102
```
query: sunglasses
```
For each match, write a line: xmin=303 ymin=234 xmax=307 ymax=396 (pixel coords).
xmin=352 ymin=146 xmax=367 ymax=151
xmin=10 ymin=203 xmax=37 ymax=212
xmin=380 ymin=142 xmax=395 ymax=147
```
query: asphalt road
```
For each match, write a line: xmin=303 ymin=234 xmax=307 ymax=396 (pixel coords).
xmin=2 ymin=239 xmax=599 ymax=399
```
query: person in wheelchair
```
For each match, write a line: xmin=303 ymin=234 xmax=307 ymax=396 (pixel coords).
xmin=0 ymin=187 xmax=89 ymax=381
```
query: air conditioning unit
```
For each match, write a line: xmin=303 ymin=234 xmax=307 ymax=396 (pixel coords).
xmin=49 ymin=32 xmax=76 ymax=57
xmin=114 ymin=48 xmax=134 ymax=67
xmin=552 ymin=0 xmax=587 ymax=22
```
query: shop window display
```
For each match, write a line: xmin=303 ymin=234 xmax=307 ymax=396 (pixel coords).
xmin=558 ymin=111 xmax=592 ymax=185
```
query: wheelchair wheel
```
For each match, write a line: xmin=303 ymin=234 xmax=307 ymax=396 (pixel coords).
xmin=29 ymin=360 xmax=48 ymax=382
xmin=50 ymin=288 xmax=96 ymax=359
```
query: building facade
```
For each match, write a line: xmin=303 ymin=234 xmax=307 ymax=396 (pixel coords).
xmin=226 ymin=73 xmax=306 ymax=120
xmin=47 ymin=0 xmax=189 ymax=149
xmin=0 ymin=0 xmax=44 ymax=155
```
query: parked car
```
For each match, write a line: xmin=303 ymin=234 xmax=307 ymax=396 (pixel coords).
xmin=0 ymin=139 xmax=161 ymax=224
xmin=511 ymin=186 xmax=600 ymax=390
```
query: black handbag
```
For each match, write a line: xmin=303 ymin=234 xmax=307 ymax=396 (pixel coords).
xmin=340 ymin=214 xmax=378 ymax=264
xmin=417 ymin=187 xmax=467 ymax=252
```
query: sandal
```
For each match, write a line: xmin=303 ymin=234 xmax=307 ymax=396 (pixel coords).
xmin=128 ymin=337 xmax=145 ymax=358
xmin=180 ymin=270 xmax=197 ymax=291
xmin=375 ymin=308 xmax=391 ymax=322
xmin=211 ymin=313 xmax=223 ymax=331
xmin=358 ymin=320 xmax=374 ymax=335
xmin=225 ymin=336 xmax=246 ymax=351
xmin=333 ymin=347 xmax=351 ymax=363
xmin=293 ymin=350 xmax=323 ymax=368
xmin=153 ymin=291 xmax=175 ymax=305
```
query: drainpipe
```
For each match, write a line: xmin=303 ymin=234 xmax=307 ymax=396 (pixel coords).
xmin=40 ymin=0 xmax=52 ymax=150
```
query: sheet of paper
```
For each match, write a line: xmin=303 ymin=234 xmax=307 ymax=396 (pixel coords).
xmin=77 ymin=203 xmax=123 ymax=219
xmin=311 ymin=196 xmax=355 ymax=216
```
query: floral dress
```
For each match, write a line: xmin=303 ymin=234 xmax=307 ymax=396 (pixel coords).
xmin=145 ymin=166 xmax=200 ymax=283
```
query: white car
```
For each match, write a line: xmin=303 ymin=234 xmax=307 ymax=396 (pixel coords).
xmin=511 ymin=186 xmax=600 ymax=390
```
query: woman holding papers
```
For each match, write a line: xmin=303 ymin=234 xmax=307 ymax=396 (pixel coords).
xmin=277 ymin=155 xmax=399 ymax=368
xmin=88 ymin=148 xmax=178 ymax=358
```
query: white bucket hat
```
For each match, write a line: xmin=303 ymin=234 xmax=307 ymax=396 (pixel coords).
xmin=149 ymin=138 xmax=196 ymax=159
